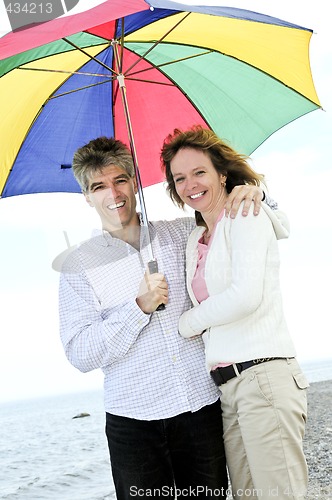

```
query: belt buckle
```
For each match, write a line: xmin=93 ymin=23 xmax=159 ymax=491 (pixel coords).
xmin=211 ymin=364 xmax=237 ymax=386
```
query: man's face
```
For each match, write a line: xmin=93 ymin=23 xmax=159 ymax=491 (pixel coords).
xmin=84 ymin=164 xmax=139 ymax=233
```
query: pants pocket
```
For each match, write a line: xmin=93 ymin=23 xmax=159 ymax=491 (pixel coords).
xmin=292 ymin=371 xmax=310 ymax=390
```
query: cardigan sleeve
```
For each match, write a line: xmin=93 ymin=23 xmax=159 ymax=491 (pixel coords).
xmin=179 ymin=206 xmax=276 ymax=338
xmin=261 ymin=204 xmax=289 ymax=240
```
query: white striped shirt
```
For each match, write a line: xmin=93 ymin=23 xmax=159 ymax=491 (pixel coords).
xmin=59 ymin=217 xmax=220 ymax=419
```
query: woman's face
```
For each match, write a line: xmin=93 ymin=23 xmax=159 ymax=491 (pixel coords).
xmin=170 ymin=148 xmax=226 ymax=216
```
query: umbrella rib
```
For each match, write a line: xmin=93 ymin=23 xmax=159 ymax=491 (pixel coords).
xmin=123 ymin=11 xmax=192 ymax=76
xmin=127 ymin=49 xmax=213 ymax=78
xmin=48 ymin=79 xmax=113 ymax=100
xmin=62 ymin=37 xmax=118 ymax=76
xmin=125 ymin=77 xmax=173 ymax=86
xmin=18 ymin=66 xmax=114 ymax=79
xmin=119 ymin=17 xmax=125 ymax=74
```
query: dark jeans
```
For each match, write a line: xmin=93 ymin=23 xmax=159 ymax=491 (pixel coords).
xmin=105 ymin=400 xmax=228 ymax=499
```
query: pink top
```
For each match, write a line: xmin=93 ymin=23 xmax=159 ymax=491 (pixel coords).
xmin=192 ymin=209 xmax=225 ymax=303
xmin=191 ymin=240 xmax=210 ymax=303
xmin=191 ymin=209 xmax=231 ymax=370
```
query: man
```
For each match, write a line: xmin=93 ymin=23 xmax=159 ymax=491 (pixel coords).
xmin=58 ymin=137 xmax=287 ymax=499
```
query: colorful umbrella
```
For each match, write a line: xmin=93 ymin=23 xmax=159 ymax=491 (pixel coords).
xmin=0 ymin=0 xmax=321 ymax=201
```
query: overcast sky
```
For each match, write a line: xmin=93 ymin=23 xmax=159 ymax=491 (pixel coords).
xmin=0 ymin=0 xmax=331 ymax=403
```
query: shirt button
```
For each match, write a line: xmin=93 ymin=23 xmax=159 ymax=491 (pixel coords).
xmin=172 ymin=355 xmax=177 ymax=363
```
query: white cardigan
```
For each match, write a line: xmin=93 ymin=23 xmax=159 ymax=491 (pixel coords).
xmin=179 ymin=203 xmax=296 ymax=370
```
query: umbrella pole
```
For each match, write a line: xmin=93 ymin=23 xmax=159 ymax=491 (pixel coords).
xmin=116 ymin=73 xmax=165 ymax=310
xmin=116 ymin=76 xmax=151 ymax=255
xmin=112 ymin=44 xmax=151 ymax=240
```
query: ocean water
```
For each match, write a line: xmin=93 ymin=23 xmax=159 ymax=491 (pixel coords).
xmin=300 ymin=357 xmax=332 ymax=383
xmin=0 ymin=391 xmax=115 ymax=500
xmin=1 ymin=358 xmax=331 ymax=500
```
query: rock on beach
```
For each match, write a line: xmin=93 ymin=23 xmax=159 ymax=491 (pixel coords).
xmin=72 ymin=412 xmax=91 ymax=419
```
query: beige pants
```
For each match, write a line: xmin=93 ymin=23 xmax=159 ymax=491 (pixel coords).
xmin=220 ymin=358 xmax=309 ymax=499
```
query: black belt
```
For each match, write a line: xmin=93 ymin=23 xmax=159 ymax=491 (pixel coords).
xmin=210 ymin=358 xmax=289 ymax=386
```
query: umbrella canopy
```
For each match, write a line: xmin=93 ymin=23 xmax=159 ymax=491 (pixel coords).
xmin=0 ymin=0 xmax=321 ymax=198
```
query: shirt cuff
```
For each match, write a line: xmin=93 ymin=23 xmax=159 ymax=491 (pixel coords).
xmin=123 ymin=300 xmax=151 ymax=334
xmin=263 ymin=192 xmax=278 ymax=211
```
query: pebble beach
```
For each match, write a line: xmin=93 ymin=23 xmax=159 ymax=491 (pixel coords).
xmin=304 ymin=379 xmax=332 ymax=499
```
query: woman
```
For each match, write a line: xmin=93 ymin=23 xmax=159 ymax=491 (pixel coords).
xmin=161 ymin=126 xmax=309 ymax=500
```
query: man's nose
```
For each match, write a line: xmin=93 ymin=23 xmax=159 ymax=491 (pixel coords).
xmin=106 ymin=184 xmax=120 ymax=198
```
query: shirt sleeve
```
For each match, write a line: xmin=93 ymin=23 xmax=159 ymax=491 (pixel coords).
xmin=262 ymin=188 xmax=290 ymax=240
xmin=263 ymin=191 xmax=278 ymax=211
xmin=179 ymin=206 xmax=275 ymax=337
xmin=59 ymin=267 xmax=151 ymax=373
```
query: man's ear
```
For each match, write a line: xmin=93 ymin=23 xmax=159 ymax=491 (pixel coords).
xmin=84 ymin=192 xmax=94 ymax=207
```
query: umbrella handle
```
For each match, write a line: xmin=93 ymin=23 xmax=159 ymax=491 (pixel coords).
xmin=147 ymin=260 xmax=166 ymax=311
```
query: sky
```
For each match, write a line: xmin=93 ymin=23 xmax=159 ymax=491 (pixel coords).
xmin=0 ymin=0 xmax=331 ymax=404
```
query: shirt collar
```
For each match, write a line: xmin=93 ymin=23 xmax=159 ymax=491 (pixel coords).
xmin=99 ymin=213 xmax=156 ymax=250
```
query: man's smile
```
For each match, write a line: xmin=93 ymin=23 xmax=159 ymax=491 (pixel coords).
xmin=107 ymin=201 xmax=126 ymax=210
